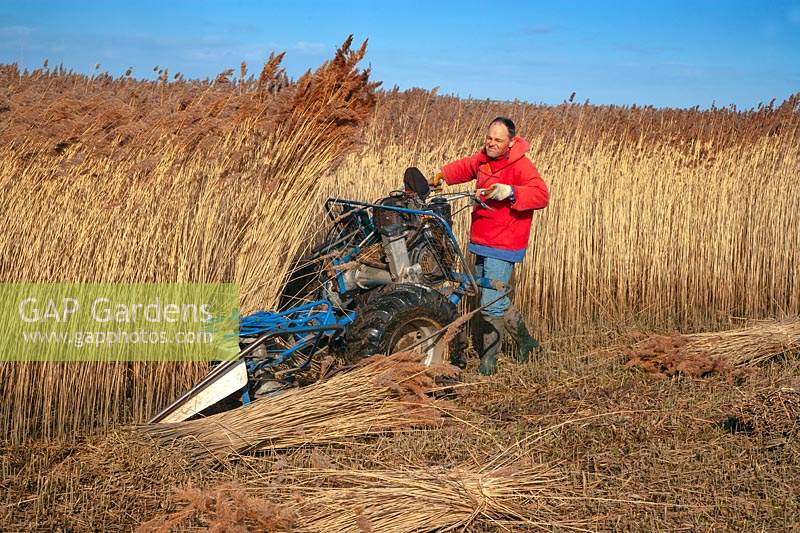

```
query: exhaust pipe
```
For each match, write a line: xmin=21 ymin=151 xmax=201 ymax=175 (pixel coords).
xmin=381 ymin=224 xmax=418 ymax=282
xmin=346 ymin=264 xmax=393 ymax=289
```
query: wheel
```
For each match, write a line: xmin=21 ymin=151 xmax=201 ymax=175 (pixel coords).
xmin=343 ymin=284 xmax=465 ymax=366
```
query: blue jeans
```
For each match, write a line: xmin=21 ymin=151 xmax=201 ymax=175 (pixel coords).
xmin=474 ymin=255 xmax=514 ymax=318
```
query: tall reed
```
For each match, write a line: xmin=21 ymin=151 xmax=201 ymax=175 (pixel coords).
xmin=2 ymin=50 xmax=798 ymax=441
xmin=0 ymin=37 xmax=378 ymax=442
xmin=331 ymin=91 xmax=800 ymax=338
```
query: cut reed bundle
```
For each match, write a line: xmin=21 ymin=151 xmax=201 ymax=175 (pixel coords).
xmin=281 ymin=464 xmax=570 ymax=532
xmin=139 ymin=462 xmax=571 ymax=532
xmin=681 ymin=319 xmax=800 ymax=366
xmin=624 ymin=318 xmax=800 ymax=378
xmin=141 ymin=352 xmax=459 ymax=461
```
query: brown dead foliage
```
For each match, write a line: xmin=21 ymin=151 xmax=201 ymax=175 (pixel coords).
xmin=0 ymin=35 xmax=377 ymax=163
xmin=3 ymin=336 xmax=799 ymax=531
xmin=623 ymin=320 xmax=800 ymax=379
xmin=623 ymin=333 xmax=733 ymax=378
xmin=0 ymin=431 xmax=201 ymax=531
xmin=137 ymin=483 xmax=296 ymax=533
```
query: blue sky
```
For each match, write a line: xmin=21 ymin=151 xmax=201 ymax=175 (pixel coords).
xmin=1 ymin=0 xmax=798 ymax=108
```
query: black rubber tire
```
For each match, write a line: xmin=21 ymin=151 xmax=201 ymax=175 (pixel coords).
xmin=344 ymin=283 xmax=465 ymax=366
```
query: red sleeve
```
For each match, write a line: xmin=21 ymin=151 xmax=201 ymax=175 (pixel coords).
xmin=511 ymin=159 xmax=549 ymax=211
xmin=440 ymin=153 xmax=480 ymax=185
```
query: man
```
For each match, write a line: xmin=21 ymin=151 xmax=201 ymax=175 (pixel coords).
xmin=430 ymin=117 xmax=549 ymax=375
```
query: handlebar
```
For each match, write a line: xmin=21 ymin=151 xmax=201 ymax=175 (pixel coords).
xmin=428 ymin=190 xmax=495 ymax=211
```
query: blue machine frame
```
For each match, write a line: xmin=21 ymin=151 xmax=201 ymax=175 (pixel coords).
xmin=149 ymin=195 xmax=513 ymax=421
xmin=233 ymin=197 xmax=503 ymax=399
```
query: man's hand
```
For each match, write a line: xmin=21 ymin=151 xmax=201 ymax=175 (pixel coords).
xmin=483 ymin=183 xmax=513 ymax=201
xmin=429 ymin=171 xmax=445 ymax=190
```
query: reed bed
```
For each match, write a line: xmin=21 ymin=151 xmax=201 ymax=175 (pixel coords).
xmin=2 ymin=47 xmax=799 ymax=445
xmin=329 ymin=91 xmax=800 ymax=339
xmin=624 ymin=318 xmax=800 ymax=377
xmin=0 ymin=38 xmax=378 ymax=443
xmin=372 ymin=89 xmax=800 ymax=154
xmin=139 ymin=461 xmax=572 ymax=532
xmin=141 ymin=352 xmax=458 ymax=461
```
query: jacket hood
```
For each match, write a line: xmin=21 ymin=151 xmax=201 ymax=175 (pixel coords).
xmin=479 ymin=136 xmax=530 ymax=165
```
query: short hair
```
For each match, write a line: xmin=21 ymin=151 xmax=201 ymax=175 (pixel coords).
xmin=489 ymin=116 xmax=516 ymax=139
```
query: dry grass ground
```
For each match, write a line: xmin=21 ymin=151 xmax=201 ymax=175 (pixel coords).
xmin=1 ymin=338 xmax=798 ymax=531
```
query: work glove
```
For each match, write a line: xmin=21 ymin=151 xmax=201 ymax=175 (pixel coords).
xmin=483 ymin=183 xmax=514 ymax=201
xmin=429 ymin=171 xmax=445 ymax=190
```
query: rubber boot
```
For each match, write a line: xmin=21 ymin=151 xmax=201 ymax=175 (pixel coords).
xmin=504 ymin=306 xmax=541 ymax=363
xmin=479 ymin=316 xmax=504 ymax=376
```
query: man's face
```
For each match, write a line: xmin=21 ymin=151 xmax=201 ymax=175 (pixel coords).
xmin=484 ymin=122 xmax=514 ymax=159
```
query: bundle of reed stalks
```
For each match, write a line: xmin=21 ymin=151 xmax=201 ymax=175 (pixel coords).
xmin=624 ymin=318 xmax=800 ymax=378
xmin=281 ymin=464 xmax=571 ymax=532
xmin=139 ymin=461 xmax=572 ymax=532
xmin=142 ymin=352 xmax=458 ymax=461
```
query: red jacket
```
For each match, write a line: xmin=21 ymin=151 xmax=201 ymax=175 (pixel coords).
xmin=441 ymin=137 xmax=549 ymax=251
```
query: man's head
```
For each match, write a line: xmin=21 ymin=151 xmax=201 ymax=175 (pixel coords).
xmin=484 ymin=117 xmax=516 ymax=159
